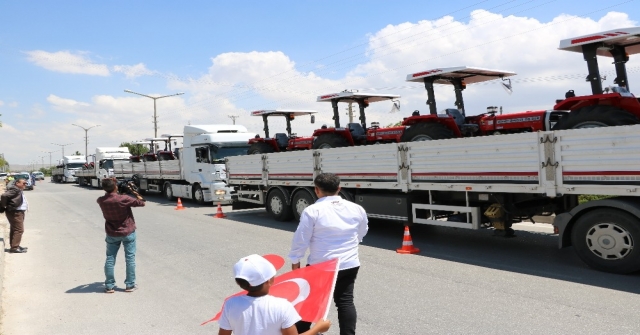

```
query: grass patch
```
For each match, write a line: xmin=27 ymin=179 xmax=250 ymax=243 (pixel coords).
xmin=579 ymin=195 xmax=612 ymax=204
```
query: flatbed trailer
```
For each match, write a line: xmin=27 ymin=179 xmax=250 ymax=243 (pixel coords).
xmin=226 ymin=124 xmax=640 ymax=274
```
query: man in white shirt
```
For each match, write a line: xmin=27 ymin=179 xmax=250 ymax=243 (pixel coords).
xmin=218 ymin=254 xmax=331 ymax=335
xmin=289 ymin=173 xmax=369 ymax=335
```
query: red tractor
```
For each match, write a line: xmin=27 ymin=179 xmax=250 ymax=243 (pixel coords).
xmin=311 ymin=92 xmax=402 ymax=149
xmin=551 ymin=27 xmax=640 ymax=129
xmin=402 ymin=66 xmax=568 ymax=140
xmin=248 ymin=109 xmax=317 ymax=154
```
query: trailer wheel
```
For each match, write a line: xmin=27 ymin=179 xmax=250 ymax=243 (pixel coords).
xmin=248 ymin=142 xmax=275 ymax=154
xmin=312 ymin=133 xmax=350 ymax=149
xmin=163 ymin=182 xmax=174 ymax=200
xmin=266 ymin=189 xmax=293 ymax=221
xmin=193 ymin=184 xmax=205 ymax=205
xmin=292 ymin=190 xmax=316 ymax=221
xmin=400 ymin=122 xmax=455 ymax=142
xmin=552 ymin=105 xmax=640 ymax=130
xmin=571 ymin=208 xmax=640 ymax=274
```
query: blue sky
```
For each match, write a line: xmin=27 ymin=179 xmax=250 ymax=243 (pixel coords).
xmin=1 ymin=0 xmax=638 ymax=166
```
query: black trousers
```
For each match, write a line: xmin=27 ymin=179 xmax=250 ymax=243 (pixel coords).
xmin=296 ymin=266 xmax=359 ymax=335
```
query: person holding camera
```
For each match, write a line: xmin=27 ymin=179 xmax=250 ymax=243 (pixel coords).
xmin=97 ymin=178 xmax=145 ymax=293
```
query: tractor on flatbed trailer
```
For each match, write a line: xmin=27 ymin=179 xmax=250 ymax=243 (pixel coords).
xmin=403 ymin=66 xmax=567 ymax=140
xmin=552 ymin=27 xmax=640 ymax=129
xmin=312 ymin=92 xmax=402 ymax=149
xmin=248 ymin=110 xmax=317 ymax=154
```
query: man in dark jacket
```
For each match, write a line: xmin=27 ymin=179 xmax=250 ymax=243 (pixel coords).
xmin=1 ymin=176 xmax=29 ymax=253
xmin=97 ymin=178 xmax=145 ymax=293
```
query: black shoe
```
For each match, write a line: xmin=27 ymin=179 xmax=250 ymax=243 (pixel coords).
xmin=125 ymin=285 xmax=138 ymax=292
xmin=9 ymin=248 xmax=26 ymax=253
xmin=19 ymin=246 xmax=28 ymax=251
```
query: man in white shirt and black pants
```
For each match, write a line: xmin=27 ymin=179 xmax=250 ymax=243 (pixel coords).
xmin=289 ymin=173 xmax=369 ymax=335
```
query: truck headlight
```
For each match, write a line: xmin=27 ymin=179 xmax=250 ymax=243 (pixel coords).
xmin=215 ymin=190 xmax=226 ymax=195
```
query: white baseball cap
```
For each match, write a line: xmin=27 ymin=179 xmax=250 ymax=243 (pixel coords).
xmin=234 ymin=254 xmax=277 ymax=287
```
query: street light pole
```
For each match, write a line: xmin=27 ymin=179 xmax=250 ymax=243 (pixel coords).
xmin=124 ymin=90 xmax=184 ymax=137
xmin=72 ymin=124 xmax=100 ymax=161
xmin=51 ymin=143 xmax=73 ymax=159
xmin=43 ymin=150 xmax=57 ymax=167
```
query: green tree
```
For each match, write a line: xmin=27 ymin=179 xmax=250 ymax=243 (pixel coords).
xmin=39 ymin=167 xmax=53 ymax=176
xmin=120 ymin=142 xmax=147 ymax=156
xmin=0 ymin=155 xmax=8 ymax=171
xmin=74 ymin=150 xmax=82 ymax=155
xmin=386 ymin=121 xmax=403 ymax=127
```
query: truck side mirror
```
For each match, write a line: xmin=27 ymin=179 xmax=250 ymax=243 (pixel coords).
xmin=311 ymin=115 xmax=315 ymax=124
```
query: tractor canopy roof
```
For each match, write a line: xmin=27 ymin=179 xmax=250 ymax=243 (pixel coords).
xmin=250 ymin=109 xmax=317 ymax=117
xmin=559 ymin=27 xmax=640 ymax=56
xmin=316 ymin=92 xmax=400 ymax=103
xmin=406 ymin=66 xmax=516 ymax=84
xmin=144 ymin=137 xmax=170 ymax=142
xmin=132 ymin=141 xmax=152 ymax=145
xmin=161 ymin=133 xmax=184 ymax=138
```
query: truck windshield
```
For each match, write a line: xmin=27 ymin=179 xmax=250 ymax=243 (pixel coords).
xmin=66 ymin=163 xmax=85 ymax=169
xmin=209 ymin=146 xmax=249 ymax=163
xmin=100 ymin=160 xmax=114 ymax=169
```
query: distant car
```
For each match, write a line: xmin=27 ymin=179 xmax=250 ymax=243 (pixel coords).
xmin=10 ymin=172 xmax=33 ymax=190
xmin=0 ymin=172 xmax=6 ymax=180
xmin=32 ymin=171 xmax=45 ymax=180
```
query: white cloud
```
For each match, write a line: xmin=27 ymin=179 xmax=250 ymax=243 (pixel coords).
xmin=112 ymin=63 xmax=155 ymax=79
xmin=25 ymin=50 xmax=111 ymax=76
xmin=0 ymin=100 xmax=4 ymax=106
xmin=47 ymin=94 xmax=91 ymax=112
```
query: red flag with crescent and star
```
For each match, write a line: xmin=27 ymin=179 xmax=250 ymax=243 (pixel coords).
xmin=202 ymin=257 xmax=339 ymax=325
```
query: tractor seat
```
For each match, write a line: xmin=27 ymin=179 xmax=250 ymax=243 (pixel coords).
xmin=445 ymin=108 xmax=478 ymax=134
xmin=347 ymin=123 xmax=367 ymax=141
xmin=274 ymin=133 xmax=289 ymax=148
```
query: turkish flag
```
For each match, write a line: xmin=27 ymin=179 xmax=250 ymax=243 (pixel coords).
xmin=202 ymin=258 xmax=339 ymax=325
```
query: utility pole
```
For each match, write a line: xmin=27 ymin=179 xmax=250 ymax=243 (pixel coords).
xmin=346 ymin=103 xmax=354 ymax=123
xmin=228 ymin=115 xmax=239 ymax=125
xmin=43 ymin=150 xmax=56 ymax=167
xmin=72 ymin=124 xmax=100 ymax=161
xmin=51 ymin=143 xmax=73 ymax=159
xmin=124 ymin=90 xmax=184 ymax=137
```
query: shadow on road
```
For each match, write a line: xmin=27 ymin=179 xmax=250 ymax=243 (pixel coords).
xmin=65 ymin=282 xmax=106 ymax=294
xmin=227 ymin=209 xmax=640 ymax=294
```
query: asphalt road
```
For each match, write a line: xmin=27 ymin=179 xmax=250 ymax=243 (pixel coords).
xmin=2 ymin=181 xmax=640 ymax=334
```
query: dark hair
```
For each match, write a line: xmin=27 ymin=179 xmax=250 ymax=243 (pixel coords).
xmin=235 ymin=278 xmax=264 ymax=292
xmin=101 ymin=178 xmax=117 ymax=193
xmin=314 ymin=173 xmax=340 ymax=194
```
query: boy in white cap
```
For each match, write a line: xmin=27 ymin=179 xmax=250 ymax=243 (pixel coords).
xmin=218 ymin=254 xmax=331 ymax=335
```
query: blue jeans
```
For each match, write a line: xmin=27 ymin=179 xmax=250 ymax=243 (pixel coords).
xmin=104 ymin=231 xmax=136 ymax=289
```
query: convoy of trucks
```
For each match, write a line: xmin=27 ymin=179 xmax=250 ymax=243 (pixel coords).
xmin=52 ymin=155 xmax=86 ymax=183
xmin=44 ymin=27 xmax=640 ymax=274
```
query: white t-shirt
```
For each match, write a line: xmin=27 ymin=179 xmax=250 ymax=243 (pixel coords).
xmin=289 ymin=195 xmax=369 ymax=270
xmin=218 ymin=295 xmax=301 ymax=335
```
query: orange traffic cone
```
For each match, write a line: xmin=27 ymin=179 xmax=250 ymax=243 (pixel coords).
xmin=396 ymin=226 xmax=420 ymax=254
xmin=214 ymin=202 xmax=226 ymax=218
xmin=175 ymin=198 xmax=185 ymax=210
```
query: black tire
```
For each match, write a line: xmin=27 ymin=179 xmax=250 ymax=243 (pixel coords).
xmin=248 ymin=142 xmax=275 ymax=154
xmin=193 ymin=184 xmax=205 ymax=205
xmin=164 ymin=182 xmax=174 ymax=201
xmin=400 ymin=122 xmax=455 ymax=142
xmin=571 ymin=209 xmax=640 ymax=274
xmin=312 ymin=133 xmax=350 ymax=149
xmin=266 ymin=188 xmax=293 ymax=221
xmin=552 ymin=105 xmax=640 ymax=130
xmin=291 ymin=189 xmax=316 ymax=222
xmin=338 ymin=189 xmax=354 ymax=202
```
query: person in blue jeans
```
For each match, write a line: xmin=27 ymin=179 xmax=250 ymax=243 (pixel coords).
xmin=97 ymin=178 xmax=145 ymax=293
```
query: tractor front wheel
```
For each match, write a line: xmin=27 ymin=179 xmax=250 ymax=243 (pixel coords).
xmin=400 ymin=122 xmax=455 ymax=142
xmin=312 ymin=133 xmax=350 ymax=149
xmin=248 ymin=142 xmax=275 ymax=154
xmin=552 ymin=105 xmax=640 ymax=130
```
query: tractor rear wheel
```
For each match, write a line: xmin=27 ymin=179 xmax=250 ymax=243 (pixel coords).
xmin=552 ymin=105 xmax=640 ymax=130
xmin=400 ymin=122 xmax=455 ymax=142
xmin=248 ymin=142 xmax=275 ymax=154
xmin=312 ymin=133 xmax=350 ymax=149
